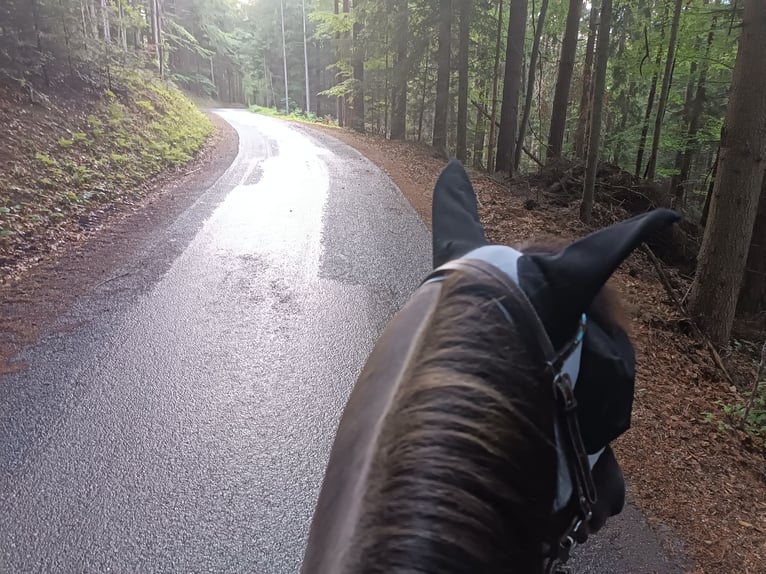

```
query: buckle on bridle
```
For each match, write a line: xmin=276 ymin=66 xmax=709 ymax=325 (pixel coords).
xmin=545 ymin=316 xmax=598 ymax=572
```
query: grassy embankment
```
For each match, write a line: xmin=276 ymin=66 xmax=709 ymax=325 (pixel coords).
xmin=248 ymin=104 xmax=338 ymax=127
xmin=0 ymin=72 xmax=212 ymax=268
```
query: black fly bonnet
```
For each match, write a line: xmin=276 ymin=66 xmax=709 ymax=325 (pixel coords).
xmin=428 ymin=161 xmax=679 ymax=570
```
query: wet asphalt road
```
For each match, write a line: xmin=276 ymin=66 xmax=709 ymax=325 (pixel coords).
xmin=0 ymin=110 xmax=683 ymax=573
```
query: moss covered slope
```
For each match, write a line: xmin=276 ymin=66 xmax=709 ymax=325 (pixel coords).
xmin=0 ymin=72 xmax=213 ymax=269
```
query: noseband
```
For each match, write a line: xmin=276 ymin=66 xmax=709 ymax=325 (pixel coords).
xmin=423 ymin=258 xmax=598 ymax=574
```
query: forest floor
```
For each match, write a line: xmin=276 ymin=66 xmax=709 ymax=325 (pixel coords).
xmin=304 ymin=124 xmax=766 ymax=574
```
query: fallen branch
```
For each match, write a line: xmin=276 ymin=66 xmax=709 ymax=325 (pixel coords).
xmin=95 ymin=272 xmax=130 ymax=288
xmin=471 ymin=99 xmax=499 ymax=128
xmin=522 ymin=146 xmax=544 ymax=168
xmin=640 ymin=244 xmax=734 ymax=386
xmin=470 ymin=100 xmax=543 ymax=168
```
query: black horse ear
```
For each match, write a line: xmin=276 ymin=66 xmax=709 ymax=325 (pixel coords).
xmin=519 ymin=208 xmax=681 ymax=348
xmin=432 ymin=160 xmax=488 ymax=268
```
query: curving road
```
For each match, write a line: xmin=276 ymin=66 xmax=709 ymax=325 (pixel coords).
xmin=0 ymin=110 xmax=683 ymax=572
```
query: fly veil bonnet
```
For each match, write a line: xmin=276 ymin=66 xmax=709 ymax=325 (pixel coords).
xmin=428 ymin=161 xmax=679 ymax=570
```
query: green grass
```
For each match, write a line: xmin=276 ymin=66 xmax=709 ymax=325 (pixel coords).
xmin=249 ymin=104 xmax=338 ymax=127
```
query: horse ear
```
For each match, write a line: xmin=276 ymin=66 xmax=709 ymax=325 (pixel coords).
xmin=520 ymin=208 xmax=681 ymax=348
xmin=432 ymin=160 xmax=488 ymax=268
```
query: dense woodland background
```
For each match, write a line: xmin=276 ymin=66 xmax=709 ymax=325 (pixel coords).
xmin=0 ymin=0 xmax=765 ymax=349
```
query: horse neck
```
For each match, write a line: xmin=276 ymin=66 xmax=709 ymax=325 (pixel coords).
xmin=345 ymin=288 xmax=558 ymax=574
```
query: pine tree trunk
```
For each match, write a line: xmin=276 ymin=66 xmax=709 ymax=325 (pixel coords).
xmin=390 ymin=0 xmax=408 ymax=140
xmin=351 ymin=1 xmax=365 ymax=133
xmin=635 ymin=74 xmax=659 ymax=175
xmin=456 ymin=0 xmax=471 ymax=162
xmin=547 ymin=0 xmax=583 ymax=160
xmin=613 ymin=82 xmax=634 ymax=166
xmin=580 ymin=0 xmax=612 ymax=223
xmin=737 ymin=173 xmax=766 ymax=321
xmin=515 ymin=0 xmax=549 ymax=170
xmin=573 ymin=1 xmax=598 ymax=160
xmin=672 ymin=6 xmax=716 ymax=209
xmin=432 ymin=0 xmax=452 ymax=153
xmin=635 ymin=4 xmax=668 ymax=176
xmin=417 ymin=45 xmax=430 ymax=142
xmin=384 ymin=23 xmax=389 ymax=136
xmin=100 ymin=0 xmax=111 ymax=42
xmin=495 ymin=0 xmax=528 ymax=174
xmin=473 ymin=79 xmax=487 ymax=169
xmin=688 ymin=0 xmax=766 ymax=344
xmin=645 ymin=0 xmax=683 ymax=181
xmin=487 ymin=0 xmax=504 ymax=172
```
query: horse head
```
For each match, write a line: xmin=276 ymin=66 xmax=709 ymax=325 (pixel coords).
xmin=302 ymin=160 xmax=680 ymax=574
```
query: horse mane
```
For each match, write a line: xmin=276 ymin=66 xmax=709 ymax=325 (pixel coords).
xmin=344 ymin=271 xmax=559 ymax=574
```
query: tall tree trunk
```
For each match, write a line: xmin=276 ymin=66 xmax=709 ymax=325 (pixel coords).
xmin=150 ymin=0 xmax=162 ymax=78
xmin=89 ymin=0 xmax=99 ymax=39
xmin=645 ymin=0 xmax=683 ymax=181
xmin=351 ymin=1 xmax=365 ymax=132
xmin=118 ymin=0 xmax=127 ymax=51
xmin=573 ymin=0 xmax=599 ymax=160
xmin=58 ymin=0 xmax=75 ymax=76
xmin=487 ymin=0 xmax=504 ymax=172
xmin=547 ymin=0 xmax=583 ymax=160
xmin=688 ymin=0 xmax=766 ymax=345
xmin=384 ymin=22 xmax=389 ymax=136
xmin=635 ymin=3 xmax=669 ymax=176
xmin=281 ymin=0 xmax=290 ymax=113
xmin=737 ymin=173 xmax=766 ymax=320
xmin=515 ymin=0 xmax=549 ymax=170
xmin=390 ymin=0 xmax=408 ymax=140
xmin=338 ymin=0 xmax=351 ymax=124
xmin=580 ymin=0 xmax=612 ymax=223
xmin=456 ymin=0 xmax=472 ymax=162
xmin=417 ymin=44 xmax=430 ymax=142
xmin=302 ymin=0 xmax=311 ymax=113
xmin=334 ymin=0 xmax=343 ymax=125
xmin=100 ymin=0 xmax=111 ymax=42
xmin=495 ymin=0 xmax=528 ymax=174
xmin=30 ymin=0 xmax=50 ymax=86
xmin=432 ymin=0 xmax=452 ymax=153
xmin=473 ymin=79 xmax=487 ymax=169
xmin=613 ymin=81 xmax=634 ymax=166
xmin=672 ymin=4 xmax=716 ymax=209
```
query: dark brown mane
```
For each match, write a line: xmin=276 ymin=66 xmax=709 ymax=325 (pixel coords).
xmin=344 ymin=271 xmax=559 ymax=574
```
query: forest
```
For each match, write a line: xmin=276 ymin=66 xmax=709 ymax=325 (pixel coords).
xmin=1 ymin=1 xmax=765 ymax=571
xmin=1 ymin=2 xmax=765 ymax=388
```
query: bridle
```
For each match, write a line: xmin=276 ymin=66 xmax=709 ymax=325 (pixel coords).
xmin=423 ymin=257 xmax=598 ymax=574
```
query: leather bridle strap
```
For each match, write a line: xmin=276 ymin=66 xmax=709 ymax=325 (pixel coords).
xmin=423 ymin=258 xmax=597 ymax=573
